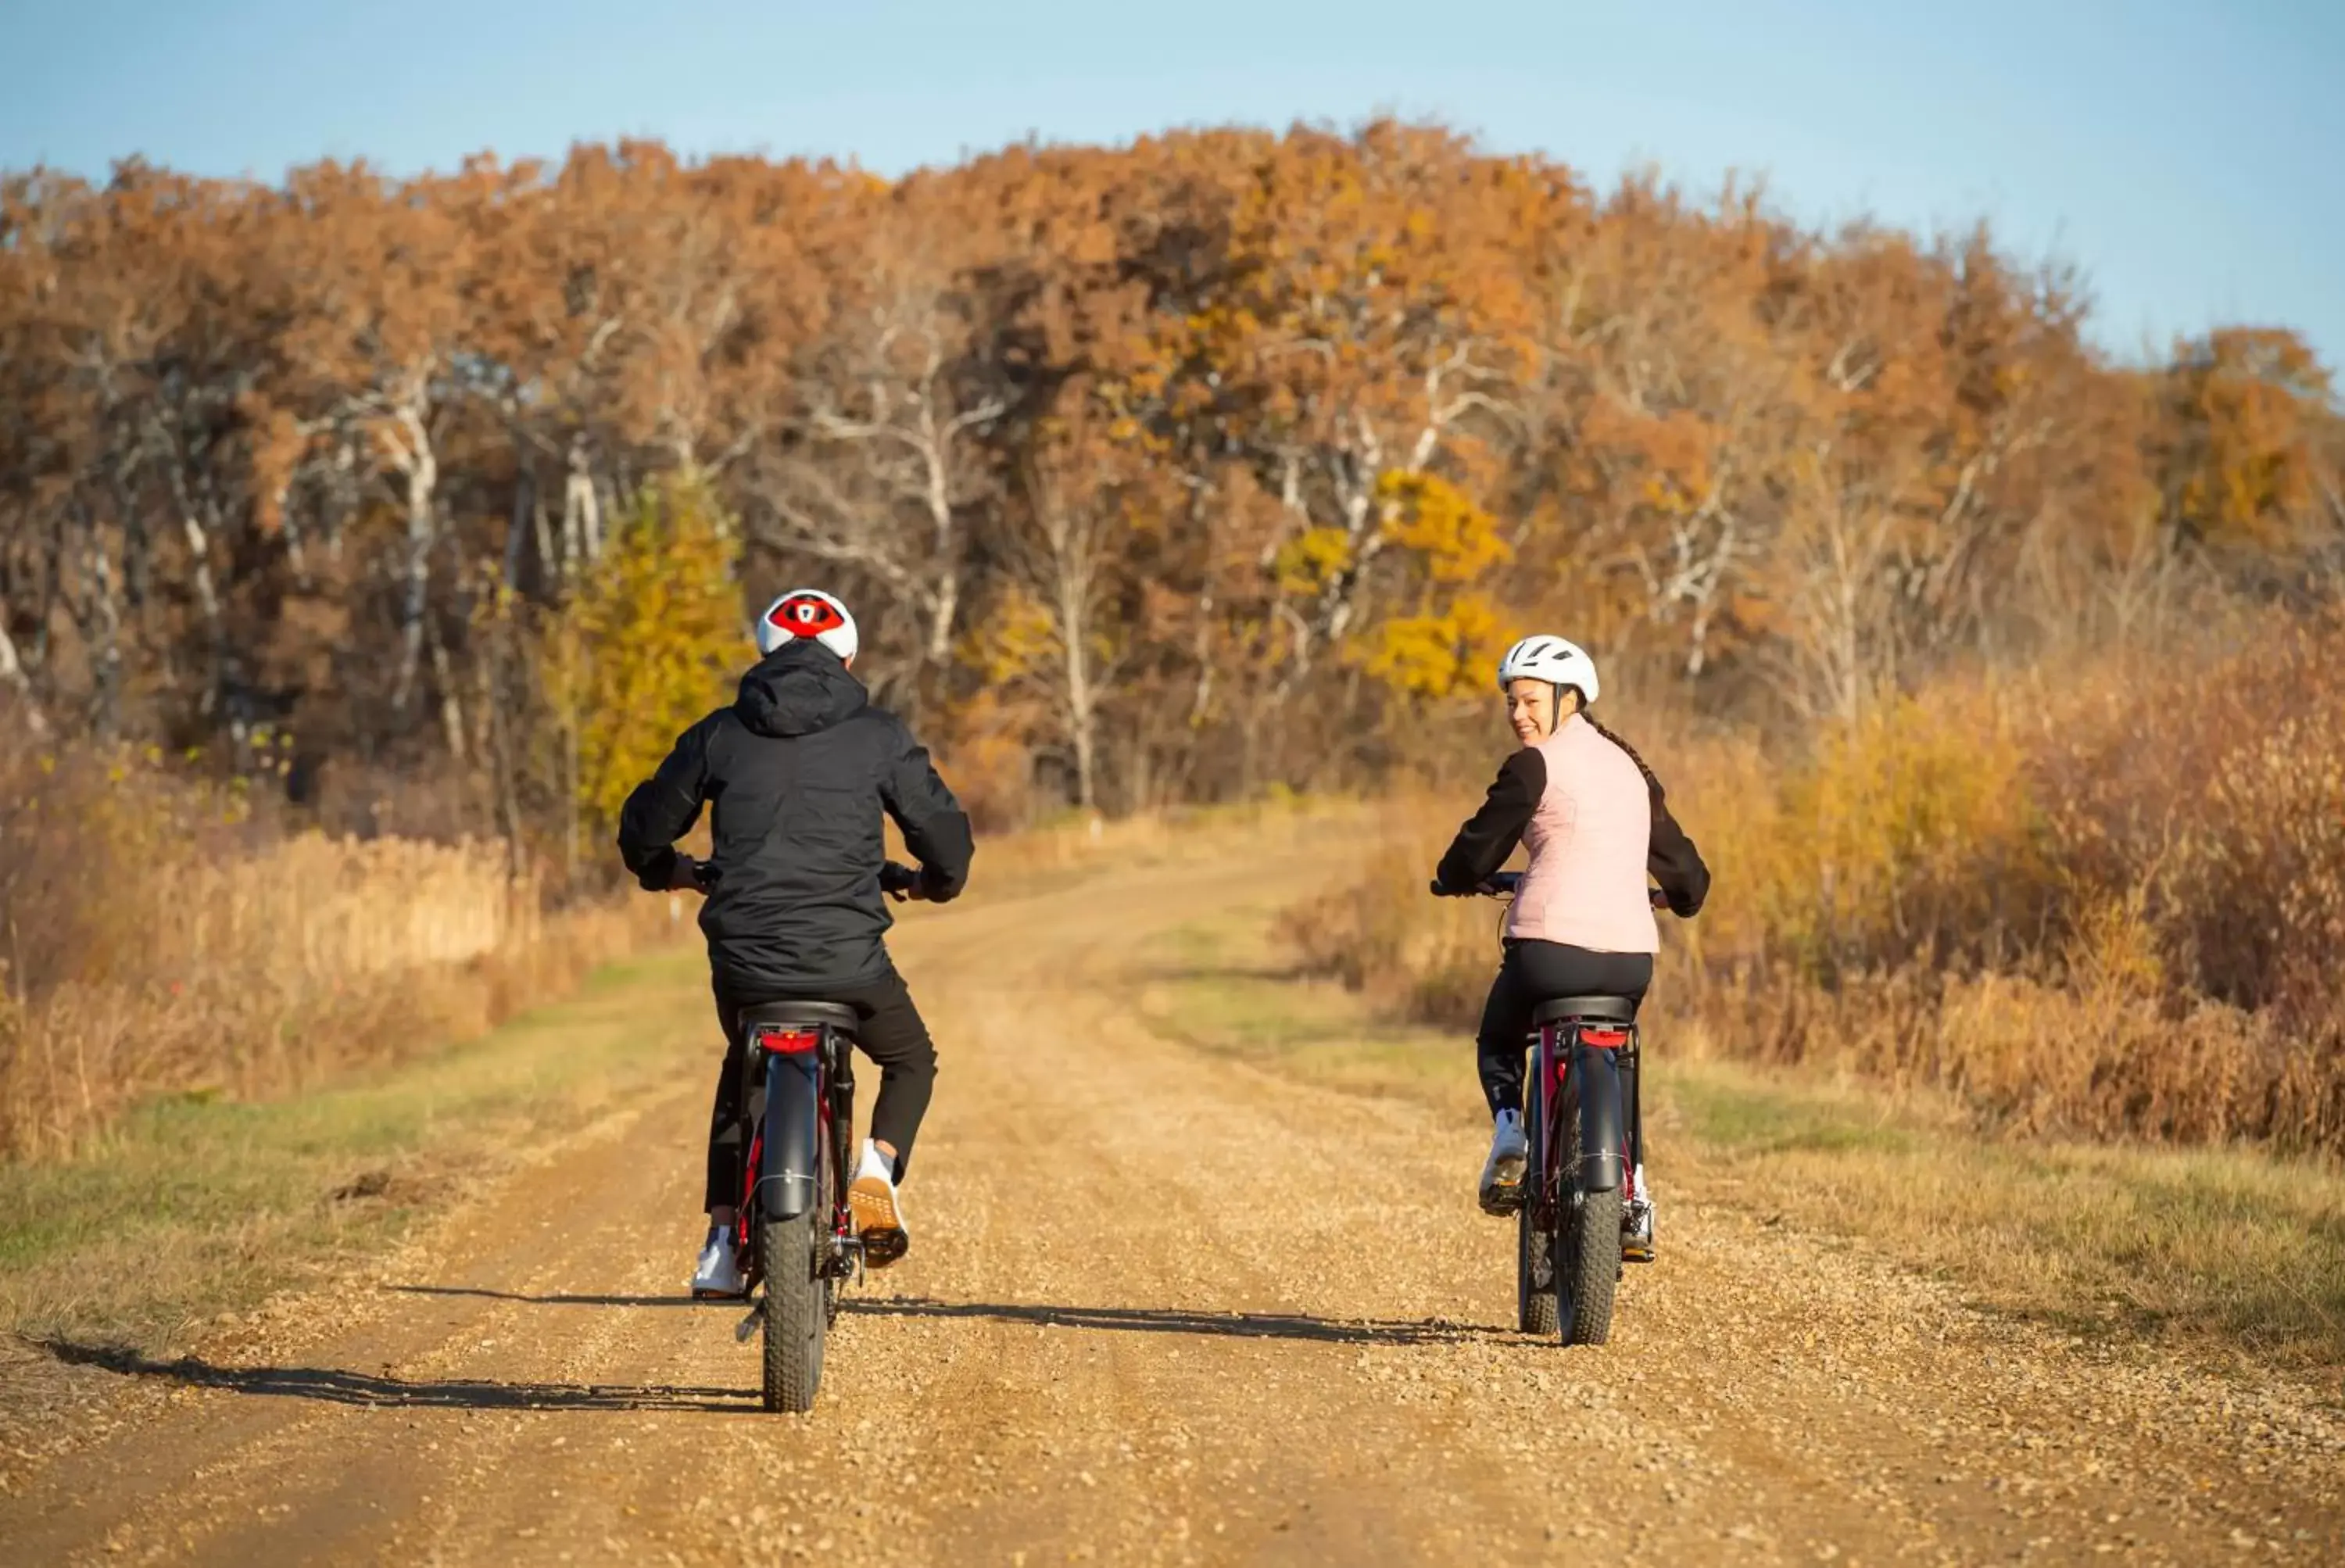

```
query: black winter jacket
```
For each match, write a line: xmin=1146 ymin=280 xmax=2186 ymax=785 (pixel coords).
xmin=615 ymin=641 xmax=975 ymax=994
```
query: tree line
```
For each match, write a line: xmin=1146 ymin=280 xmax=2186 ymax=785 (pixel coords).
xmin=4 ymin=122 xmax=2340 ymax=856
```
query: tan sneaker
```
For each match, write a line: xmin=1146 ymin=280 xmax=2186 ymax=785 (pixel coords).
xmin=848 ymin=1142 xmax=909 ymax=1268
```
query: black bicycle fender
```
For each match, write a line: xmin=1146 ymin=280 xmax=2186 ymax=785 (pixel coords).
xmin=757 ymin=1048 xmax=823 ymax=1222
xmin=1572 ymin=1040 xmax=1627 ymax=1193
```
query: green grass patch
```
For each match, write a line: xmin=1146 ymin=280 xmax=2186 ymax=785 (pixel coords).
xmin=1663 ymin=1066 xmax=1920 ymax=1157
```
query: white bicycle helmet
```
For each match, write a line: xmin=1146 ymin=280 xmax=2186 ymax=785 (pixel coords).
xmin=1495 ymin=634 xmax=1599 ymax=704
xmin=756 ymin=588 xmax=859 ymax=664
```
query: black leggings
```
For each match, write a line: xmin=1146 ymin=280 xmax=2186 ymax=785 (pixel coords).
xmin=1474 ymin=940 xmax=1652 ymax=1119
xmin=705 ymin=968 xmax=936 ymax=1213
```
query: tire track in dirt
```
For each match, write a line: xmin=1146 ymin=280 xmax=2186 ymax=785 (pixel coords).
xmin=5 ymin=832 xmax=2341 ymax=1565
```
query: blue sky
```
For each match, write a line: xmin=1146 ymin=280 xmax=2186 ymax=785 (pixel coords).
xmin=5 ymin=1 xmax=2340 ymax=369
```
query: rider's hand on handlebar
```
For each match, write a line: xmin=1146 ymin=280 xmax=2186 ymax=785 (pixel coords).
xmin=1429 ymin=872 xmax=1520 ymax=898
xmin=880 ymin=861 xmax=929 ymax=904
xmin=668 ymin=855 xmax=706 ymax=894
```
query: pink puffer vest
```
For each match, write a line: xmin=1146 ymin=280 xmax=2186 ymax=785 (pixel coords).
xmin=1508 ymin=714 xmax=1657 ymax=954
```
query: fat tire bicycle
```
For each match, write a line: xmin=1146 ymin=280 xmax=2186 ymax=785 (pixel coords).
xmin=693 ymin=858 xmax=925 ymax=1412
xmin=1434 ymin=870 xmax=1659 ymax=1347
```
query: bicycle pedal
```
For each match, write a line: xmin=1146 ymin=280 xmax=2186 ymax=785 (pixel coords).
xmin=733 ymin=1306 xmax=761 ymax=1343
xmin=1621 ymin=1244 xmax=1656 ymax=1265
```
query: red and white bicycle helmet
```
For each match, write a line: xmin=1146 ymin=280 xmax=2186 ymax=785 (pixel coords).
xmin=755 ymin=588 xmax=859 ymax=664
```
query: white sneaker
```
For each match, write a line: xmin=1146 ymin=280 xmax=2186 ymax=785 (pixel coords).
xmin=847 ymin=1140 xmax=909 ymax=1269
xmin=1478 ymin=1110 xmax=1530 ymax=1215
xmin=1624 ymin=1163 xmax=1656 ymax=1262
xmin=690 ymin=1225 xmax=747 ymax=1298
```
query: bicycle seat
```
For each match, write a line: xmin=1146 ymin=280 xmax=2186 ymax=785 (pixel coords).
xmin=739 ymin=1001 xmax=861 ymax=1037
xmin=1532 ymin=994 xmax=1639 ymax=1026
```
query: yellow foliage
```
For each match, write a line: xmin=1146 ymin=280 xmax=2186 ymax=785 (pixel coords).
xmin=1356 ymin=595 xmax=1509 ymax=700
xmin=1376 ymin=471 xmax=1511 ymax=585
xmin=1273 ymin=526 xmax=1354 ymax=597
xmin=1758 ymin=689 xmax=2042 ymax=976
xmin=542 ymin=471 xmax=743 ymax=832
xmin=1343 ymin=473 xmax=1516 ymax=701
xmin=956 ymin=585 xmax=1058 ymax=686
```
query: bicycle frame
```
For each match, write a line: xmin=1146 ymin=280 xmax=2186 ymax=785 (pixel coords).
xmin=1531 ymin=1016 xmax=1640 ymax=1207
xmin=735 ymin=1022 xmax=858 ymax=1272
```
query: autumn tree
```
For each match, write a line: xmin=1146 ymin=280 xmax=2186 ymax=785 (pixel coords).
xmin=2153 ymin=328 xmax=2343 ymax=567
xmin=538 ymin=470 xmax=742 ymax=866
xmin=3 ymin=122 xmax=2338 ymax=837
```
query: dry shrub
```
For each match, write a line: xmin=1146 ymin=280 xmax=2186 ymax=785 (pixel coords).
xmin=2032 ymin=621 xmax=2345 ymax=1026
xmin=1682 ymin=968 xmax=2345 ymax=1152
xmin=0 ymin=742 xmax=674 ymax=1161
xmin=1276 ymin=802 xmax=1498 ymax=1026
xmin=1282 ymin=616 xmax=2345 ymax=1155
xmin=931 ymin=692 xmax=1044 ymax=835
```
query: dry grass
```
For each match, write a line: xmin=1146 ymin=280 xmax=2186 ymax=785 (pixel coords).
xmin=0 ymin=947 xmax=714 ymax=1364
xmin=1281 ymin=615 xmax=2345 ymax=1155
xmin=0 ymin=746 xmax=677 ymax=1162
xmin=0 ymin=749 xmax=1352 ymax=1164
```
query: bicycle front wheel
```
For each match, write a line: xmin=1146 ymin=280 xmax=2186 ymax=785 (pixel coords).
xmin=760 ymin=1121 xmax=832 ymax=1412
xmin=1516 ymin=1073 xmax=1559 ymax=1336
xmin=1557 ymin=1085 xmax=1623 ymax=1347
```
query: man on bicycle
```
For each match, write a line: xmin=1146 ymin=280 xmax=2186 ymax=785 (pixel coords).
xmin=616 ymin=588 xmax=974 ymax=1297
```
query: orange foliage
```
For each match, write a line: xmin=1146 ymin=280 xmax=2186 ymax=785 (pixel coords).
xmin=1 ymin=123 xmax=2338 ymax=825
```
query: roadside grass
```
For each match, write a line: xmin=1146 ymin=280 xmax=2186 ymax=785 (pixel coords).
xmin=0 ymin=948 xmax=711 ymax=1359
xmin=1133 ymin=908 xmax=2345 ymax=1387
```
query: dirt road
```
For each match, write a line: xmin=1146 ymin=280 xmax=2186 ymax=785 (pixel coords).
xmin=5 ymin=837 xmax=2341 ymax=1565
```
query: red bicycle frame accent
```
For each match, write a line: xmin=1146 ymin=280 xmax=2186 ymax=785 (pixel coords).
xmin=1534 ymin=1019 xmax=1641 ymax=1205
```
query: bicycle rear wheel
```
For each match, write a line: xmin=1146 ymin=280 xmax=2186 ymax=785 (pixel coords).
xmin=1557 ymin=1078 xmax=1623 ymax=1347
xmin=1516 ymin=1072 xmax=1559 ymax=1336
xmin=760 ymin=1119 xmax=832 ymax=1412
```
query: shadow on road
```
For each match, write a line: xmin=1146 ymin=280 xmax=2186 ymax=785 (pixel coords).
xmin=34 ymin=1339 xmax=755 ymax=1413
xmin=388 ymin=1283 xmax=703 ymax=1308
xmin=843 ymin=1295 xmax=1508 ymax=1345
xmin=383 ymin=1285 xmax=1509 ymax=1348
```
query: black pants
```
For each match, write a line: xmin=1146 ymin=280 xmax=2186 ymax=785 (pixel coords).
xmin=1474 ymin=940 xmax=1652 ymax=1119
xmin=705 ymin=967 xmax=937 ymax=1214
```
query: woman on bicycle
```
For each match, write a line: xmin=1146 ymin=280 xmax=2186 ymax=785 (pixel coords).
xmin=1429 ymin=635 xmax=1710 ymax=1233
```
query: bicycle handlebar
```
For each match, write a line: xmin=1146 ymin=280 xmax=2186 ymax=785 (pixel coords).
xmin=1429 ymin=871 xmax=1522 ymax=898
xmin=675 ymin=856 xmax=925 ymax=901
xmin=1430 ymin=870 xmax=1674 ymax=912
